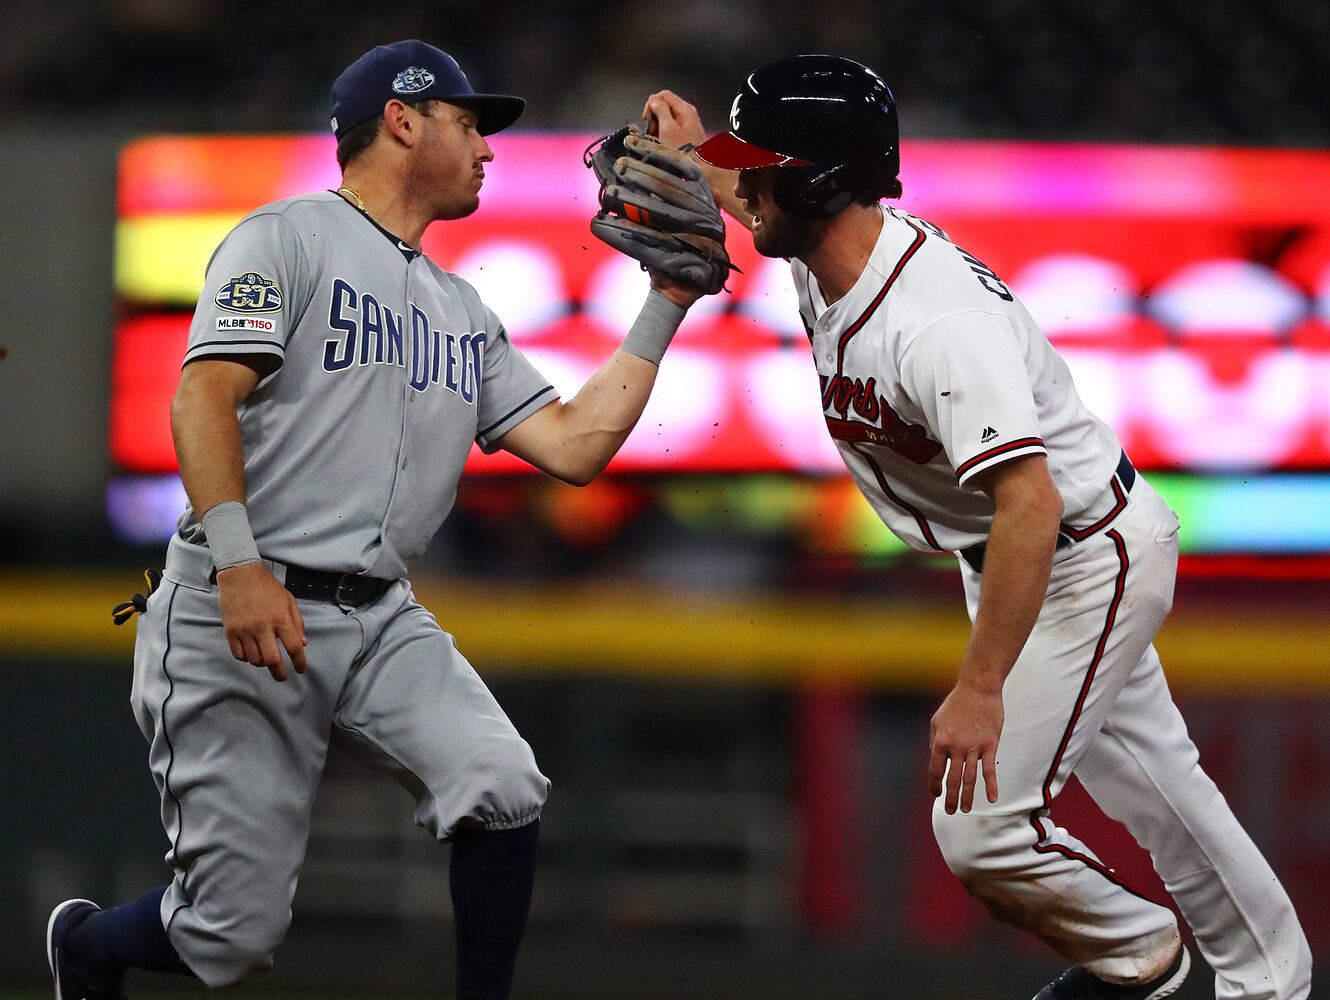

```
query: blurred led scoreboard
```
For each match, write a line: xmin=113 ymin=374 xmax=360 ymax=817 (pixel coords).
xmin=111 ymin=134 xmax=1330 ymax=551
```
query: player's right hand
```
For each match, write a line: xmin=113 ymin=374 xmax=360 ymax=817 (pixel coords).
xmin=928 ymin=679 xmax=1003 ymax=814
xmin=217 ymin=562 xmax=309 ymax=682
xmin=643 ymin=91 xmax=707 ymax=150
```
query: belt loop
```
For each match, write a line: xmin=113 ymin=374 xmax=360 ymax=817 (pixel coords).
xmin=266 ymin=559 xmax=288 ymax=585
xmin=334 ymin=573 xmax=358 ymax=608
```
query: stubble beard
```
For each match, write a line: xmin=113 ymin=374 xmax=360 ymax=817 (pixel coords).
xmin=406 ymin=145 xmax=481 ymax=222
xmin=752 ymin=209 xmax=816 ymax=260
xmin=435 ymin=188 xmax=480 ymax=221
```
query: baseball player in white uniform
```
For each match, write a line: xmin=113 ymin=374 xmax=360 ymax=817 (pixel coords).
xmin=647 ymin=55 xmax=1312 ymax=1000
xmin=46 ymin=40 xmax=720 ymax=1000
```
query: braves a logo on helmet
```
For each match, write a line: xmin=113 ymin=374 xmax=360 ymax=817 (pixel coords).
xmin=392 ymin=66 xmax=436 ymax=95
xmin=729 ymin=93 xmax=743 ymax=131
xmin=215 ymin=272 xmax=283 ymax=313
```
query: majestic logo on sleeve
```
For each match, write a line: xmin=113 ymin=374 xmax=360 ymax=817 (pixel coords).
xmin=215 ymin=272 xmax=283 ymax=313
xmin=822 ymin=372 xmax=942 ymax=465
xmin=392 ymin=66 xmax=436 ymax=94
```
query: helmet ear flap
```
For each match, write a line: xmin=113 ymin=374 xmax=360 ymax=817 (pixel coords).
xmin=818 ymin=188 xmax=855 ymax=215
xmin=772 ymin=163 xmax=858 ymax=217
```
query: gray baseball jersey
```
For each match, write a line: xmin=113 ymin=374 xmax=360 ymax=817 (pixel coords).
xmin=177 ymin=190 xmax=559 ymax=578
xmin=128 ymin=191 xmax=557 ymax=986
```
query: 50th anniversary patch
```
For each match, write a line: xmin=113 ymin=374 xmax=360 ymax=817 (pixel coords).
xmin=215 ymin=272 xmax=284 ymax=313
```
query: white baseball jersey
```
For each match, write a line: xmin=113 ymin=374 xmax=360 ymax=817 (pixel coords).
xmin=801 ymin=208 xmax=1311 ymax=996
xmin=794 ymin=206 xmax=1123 ymax=553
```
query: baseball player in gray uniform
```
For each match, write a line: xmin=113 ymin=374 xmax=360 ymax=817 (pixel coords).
xmin=47 ymin=40 xmax=711 ymax=999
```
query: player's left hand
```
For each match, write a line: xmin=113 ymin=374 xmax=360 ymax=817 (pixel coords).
xmin=929 ymin=680 xmax=1004 ymax=814
xmin=584 ymin=122 xmax=737 ymax=296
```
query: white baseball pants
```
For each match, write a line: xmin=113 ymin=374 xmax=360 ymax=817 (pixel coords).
xmin=932 ymin=477 xmax=1312 ymax=999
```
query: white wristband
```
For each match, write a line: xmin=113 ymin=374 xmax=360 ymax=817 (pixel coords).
xmin=201 ymin=501 xmax=261 ymax=572
xmin=620 ymin=289 xmax=687 ymax=366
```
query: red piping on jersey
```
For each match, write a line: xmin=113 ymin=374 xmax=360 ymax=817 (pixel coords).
xmin=825 ymin=417 xmax=892 ymax=445
xmin=954 ymin=437 xmax=1045 ymax=480
xmin=835 ymin=218 xmax=927 ymax=378
xmin=1028 ymin=529 xmax=1158 ymax=905
xmin=1060 ymin=475 xmax=1128 ymax=542
xmin=824 ymin=416 xmax=942 ymax=465
xmin=848 ymin=442 xmax=944 ymax=552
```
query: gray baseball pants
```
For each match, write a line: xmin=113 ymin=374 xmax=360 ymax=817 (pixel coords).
xmin=130 ymin=535 xmax=549 ymax=987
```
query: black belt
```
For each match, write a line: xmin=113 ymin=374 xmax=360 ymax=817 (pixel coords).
xmin=283 ymin=565 xmax=394 ymax=606
xmin=959 ymin=451 xmax=1136 ymax=574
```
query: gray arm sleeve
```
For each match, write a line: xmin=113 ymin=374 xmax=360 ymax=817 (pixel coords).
xmin=619 ymin=289 xmax=686 ymax=365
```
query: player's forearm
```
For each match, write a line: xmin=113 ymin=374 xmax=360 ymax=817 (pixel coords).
xmin=499 ymin=290 xmax=687 ymax=484
xmin=957 ymin=498 xmax=1062 ymax=694
xmin=170 ymin=373 xmax=250 ymax=517
xmin=549 ymin=287 xmax=694 ymax=481
xmin=537 ymin=350 xmax=660 ymax=485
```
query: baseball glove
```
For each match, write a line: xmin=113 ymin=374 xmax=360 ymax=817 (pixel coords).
xmin=584 ymin=122 xmax=737 ymax=295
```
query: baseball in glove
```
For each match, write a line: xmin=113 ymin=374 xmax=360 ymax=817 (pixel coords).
xmin=584 ymin=120 xmax=738 ymax=296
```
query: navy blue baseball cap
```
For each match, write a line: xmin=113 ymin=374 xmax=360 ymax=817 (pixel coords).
xmin=330 ymin=40 xmax=525 ymax=140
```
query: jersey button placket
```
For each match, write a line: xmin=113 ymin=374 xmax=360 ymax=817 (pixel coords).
xmin=813 ymin=320 xmax=833 ymax=366
xmin=384 ymin=269 xmax=416 ymax=534
xmin=401 ymin=388 xmax=418 ymax=469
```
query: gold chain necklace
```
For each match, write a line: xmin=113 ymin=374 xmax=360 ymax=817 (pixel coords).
xmin=336 ymin=185 xmax=366 ymax=211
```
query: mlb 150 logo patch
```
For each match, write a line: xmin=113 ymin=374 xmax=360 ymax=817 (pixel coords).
xmin=215 ymin=272 xmax=283 ymax=313
xmin=215 ymin=316 xmax=278 ymax=333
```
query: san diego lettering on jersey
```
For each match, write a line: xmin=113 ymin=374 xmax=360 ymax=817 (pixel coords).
xmin=323 ymin=277 xmax=485 ymax=400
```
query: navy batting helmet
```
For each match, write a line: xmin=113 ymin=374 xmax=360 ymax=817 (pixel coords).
xmin=695 ymin=54 xmax=900 ymax=217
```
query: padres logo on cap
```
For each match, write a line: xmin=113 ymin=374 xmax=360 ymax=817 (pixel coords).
xmin=215 ymin=272 xmax=283 ymax=313
xmin=392 ymin=66 xmax=435 ymax=95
